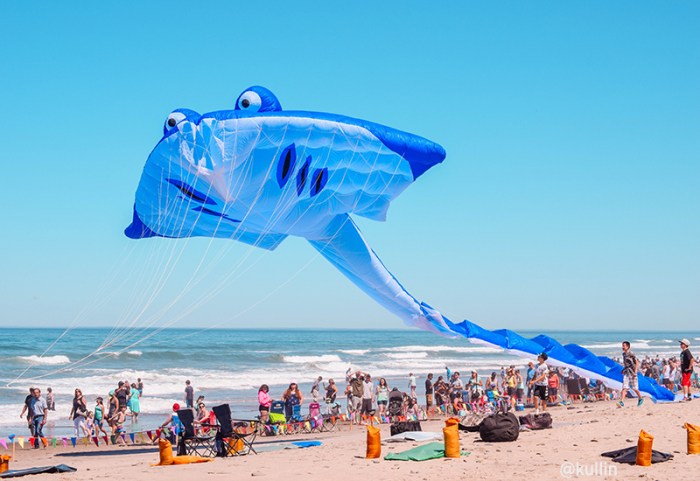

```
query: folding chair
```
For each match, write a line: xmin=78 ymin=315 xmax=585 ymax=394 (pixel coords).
xmin=176 ymin=409 xmax=216 ymax=457
xmin=320 ymin=402 xmax=339 ymax=432
xmin=307 ymin=402 xmax=323 ymax=433
xmin=212 ymin=403 xmax=257 ymax=456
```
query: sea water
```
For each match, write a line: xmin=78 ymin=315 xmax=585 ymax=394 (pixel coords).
xmin=0 ymin=328 xmax=695 ymax=437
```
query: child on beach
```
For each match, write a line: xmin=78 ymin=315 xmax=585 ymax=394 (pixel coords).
xmin=85 ymin=411 xmax=95 ymax=437
xmin=94 ymin=398 xmax=108 ymax=436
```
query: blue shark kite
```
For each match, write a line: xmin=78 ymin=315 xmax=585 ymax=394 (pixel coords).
xmin=126 ymin=86 xmax=673 ymax=402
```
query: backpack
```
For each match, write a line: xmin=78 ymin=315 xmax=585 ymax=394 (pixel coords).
xmin=518 ymin=412 xmax=553 ymax=430
xmin=390 ymin=421 xmax=422 ymax=436
xmin=479 ymin=413 xmax=519 ymax=442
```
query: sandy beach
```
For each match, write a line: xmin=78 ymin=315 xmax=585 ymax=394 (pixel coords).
xmin=3 ymin=399 xmax=698 ymax=481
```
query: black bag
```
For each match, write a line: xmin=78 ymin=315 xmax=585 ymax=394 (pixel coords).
xmin=518 ymin=412 xmax=552 ymax=430
xmin=390 ymin=421 xmax=422 ymax=436
xmin=601 ymin=446 xmax=673 ymax=464
xmin=479 ymin=413 xmax=519 ymax=442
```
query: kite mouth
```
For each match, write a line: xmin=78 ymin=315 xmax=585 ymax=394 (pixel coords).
xmin=167 ymin=178 xmax=242 ymax=224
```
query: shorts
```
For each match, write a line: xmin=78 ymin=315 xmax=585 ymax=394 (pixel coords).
xmin=622 ymin=373 xmax=638 ymax=390
xmin=681 ymin=372 xmax=692 ymax=387
xmin=361 ymin=398 xmax=373 ymax=414
xmin=516 ymin=388 xmax=524 ymax=400
xmin=350 ymin=397 xmax=362 ymax=413
xmin=549 ymin=387 xmax=557 ymax=398
xmin=259 ymin=404 xmax=269 ymax=413
xmin=534 ymin=385 xmax=547 ymax=400
xmin=95 ymin=419 xmax=104 ymax=429
xmin=377 ymin=400 xmax=387 ymax=406
xmin=425 ymin=393 xmax=433 ymax=406
xmin=507 ymin=387 xmax=516 ymax=397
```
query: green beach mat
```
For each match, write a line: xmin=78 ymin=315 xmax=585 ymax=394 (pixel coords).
xmin=384 ymin=442 xmax=469 ymax=461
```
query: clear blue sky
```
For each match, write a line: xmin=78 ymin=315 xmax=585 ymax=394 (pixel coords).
xmin=1 ymin=1 xmax=698 ymax=331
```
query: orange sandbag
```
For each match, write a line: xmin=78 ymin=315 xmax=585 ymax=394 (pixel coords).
xmin=366 ymin=425 xmax=381 ymax=459
xmin=157 ymin=438 xmax=174 ymax=466
xmin=445 ymin=417 xmax=460 ymax=428
xmin=636 ymin=430 xmax=653 ymax=466
xmin=685 ymin=423 xmax=700 ymax=455
xmin=443 ymin=423 xmax=460 ymax=458
xmin=228 ymin=437 xmax=244 ymax=454
xmin=172 ymin=455 xmax=213 ymax=464
xmin=0 ymin=455 xmax=11 ymax=474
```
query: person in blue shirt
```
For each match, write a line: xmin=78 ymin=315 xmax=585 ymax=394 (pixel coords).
xmin=526 ymin=362 xmax=535 ymax=404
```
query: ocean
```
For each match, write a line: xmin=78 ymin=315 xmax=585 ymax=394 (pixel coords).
xmin=0 ymin=328 xmax=696 ymax=437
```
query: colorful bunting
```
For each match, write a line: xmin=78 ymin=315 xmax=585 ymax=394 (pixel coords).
xmin=17 ymin=438 xmax=24 ymax=449
xmin=70 ymin=437 xmax=76 ymax=447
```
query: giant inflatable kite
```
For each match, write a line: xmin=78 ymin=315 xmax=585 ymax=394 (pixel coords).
xmin=126 ymin=86 xmax=674 ymax=401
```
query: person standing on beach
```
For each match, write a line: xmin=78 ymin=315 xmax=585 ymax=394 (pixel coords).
xmin=30 ymin=388 xmax=48 ymax=448
xmin=19 ymin=387 xmax=36 ymax=436
xmin=94 ymin=397 xmax=108 ymax=436
xmin=115 ymin=381 xmax=128 ymax=410
xmin=529 ymin=353 xmax=549 ymax=414
xmin=361 ymin=374 xmax=374 ymax=421
xmin=526 ymin=362 xmax=535 ymax=404
xmin=184 ymin=380 xmax=194 ymax=409
xmin=348 ymin=374 xmax=363 ymax=424
xmin=408 ymin=373 xmax=417 ymax=398
xmin=679 ymin=338 xmax=695 ymax=401
xmin=282 ymin=382 xmax=303 ymax=421
xmin=425 ymin=373 xmax=434 ymax=411
xmin=128 ymin=383 xmax=140 ymax=423
xmin=46 ymin=387 xmax=55 ymax=411
xmin=69 ymin=388 xmax=90 ymax=437
xmin=310 ymin=376 xmax=323 ymax=402
xmin=617 ymin=341 xmax=644 ymax=408
xmin=137 ymin=378 xmax=144 ymax=396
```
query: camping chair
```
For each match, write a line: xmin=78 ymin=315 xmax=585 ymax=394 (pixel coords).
xmin=307 ymin=402 xmax=323 ymax=433
xmin=212 ymin=403 xmax=257 ymax=456
xmin=176 ymin=409 xmax=216 ymax=457
xmin=320 ymin=402 xmax=339 ymax=432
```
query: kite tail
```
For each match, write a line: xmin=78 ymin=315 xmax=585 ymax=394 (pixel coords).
xmin=307 ymin=215 xmax=454 ymax=336
xmin=308 ymin=215 xmax=674 ymax=403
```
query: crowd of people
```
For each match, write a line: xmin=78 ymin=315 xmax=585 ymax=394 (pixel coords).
xmin=19 ymin=378 xmax=144 ymax=447
xmin=18 ymin=340 xmax=696 ymax=444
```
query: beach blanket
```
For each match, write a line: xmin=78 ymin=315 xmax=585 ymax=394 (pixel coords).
xmin=0 ymin=464 xmax=76 ymax=478
xmin=384 ymin=442 xmax=469 ymax=461
xmin=601 ymin=446 xmax=673 ymax=464
xmin=386 ymin=431 xmax=442 ymax=443
xmin=290 ymin=441 xmax=322 ymax=448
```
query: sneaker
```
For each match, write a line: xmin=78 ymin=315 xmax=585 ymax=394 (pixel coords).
xmin=637 ymin=398 xmax=644 ymax=407
xmin=616 ymin=401 xmax=624 ymax=408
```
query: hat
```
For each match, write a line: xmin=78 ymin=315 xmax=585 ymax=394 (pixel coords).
xmin=679 ymin=338 xmax=691 ymax=347
xmin=173 ymin=403 xmax=180 ymax=411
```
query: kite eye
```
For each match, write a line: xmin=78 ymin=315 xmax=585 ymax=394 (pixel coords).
xmin=237 ymin=91 xmax=262 ymax=112
xmin=164 ymin=112 xmax=186 ymax=130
